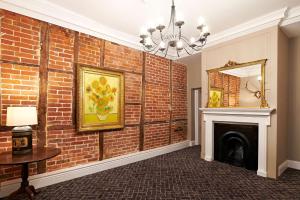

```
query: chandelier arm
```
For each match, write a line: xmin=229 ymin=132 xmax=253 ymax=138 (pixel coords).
xmin=183 ymin=47 xmax=193 ymax=55
xmin=194 ymin=39 xmax=207 ymax=49
xmin=179 ymin=27 xmax=182 ymax=40
xmin=164 ymin=43 xmax=170 ymax=58
xmin=176 ymin=49 xmax=180 ymax=58
xmin=150 ymin=34 xmax=159 ymax=46
xmin=181 ymin=36 xmax=206 ymax=51
xmin=160 ymin=31 xmax=163 ymax=40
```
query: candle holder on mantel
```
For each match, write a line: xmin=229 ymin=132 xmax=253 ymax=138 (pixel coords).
xmin=6 ymin=107 xmax=38 ymax=155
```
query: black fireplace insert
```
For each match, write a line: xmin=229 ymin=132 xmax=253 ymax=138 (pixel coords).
xmin=214 ymin=123 xmax=258 ymax=171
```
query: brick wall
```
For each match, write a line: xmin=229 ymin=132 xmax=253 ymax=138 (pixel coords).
xmin=209 ymin=71 xmax=240 ymax=107
xmin=0 ymin=10 xmax=187 ymax=183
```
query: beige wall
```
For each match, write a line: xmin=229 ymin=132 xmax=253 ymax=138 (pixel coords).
xmin=288 ymin=36 xmax=300 ymax=161
xmin=179 ymin=53 xmax=202 ymax=142
xmin=201 ymin=26 xmax=280 ymax=178
xmin=277 ymin=29 xmax=289 ymax=167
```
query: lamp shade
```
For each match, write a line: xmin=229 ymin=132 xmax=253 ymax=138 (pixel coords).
xmin=6 ymin=107 xmax=38 ymax=126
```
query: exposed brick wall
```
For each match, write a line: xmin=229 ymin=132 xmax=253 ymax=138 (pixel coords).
xmin=103 ymin=127 xmax=139 ymax=159
xmin=0 ymin=11 xmax=41 ymax=65
xmin=144 ymin=123 xmax=170 ymax=150
xmin=209 ymin=71 xmax=240 ymax=107
xmin=78 ymin=33 xmax=102 ymax=67
xmin=47 ymin=129 xmax=99 ymax=172
xmin=48 ymin=25 xmax=74 ymax=73
xmin=171 ymin=121 xmax=187 ymax=144
xmin=145 ymin=54 xmax=170 ymax=122
xmin=0 ymin=9 xmax=187 ymax=184
xmin=47 ymin=71 xmax=73 ymax=126
xmin=0 ymin=64 xmax=39 ymax=124
xmin=104 ymin=41 xmax=142 ymax=73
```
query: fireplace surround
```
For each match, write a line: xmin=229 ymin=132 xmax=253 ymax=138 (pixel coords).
xmin=200 ymin=108 xmax=274 ymax=177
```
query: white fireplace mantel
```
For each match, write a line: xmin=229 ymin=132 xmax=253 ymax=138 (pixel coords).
xmin=199 ymin=107 xmax=275 ymax=177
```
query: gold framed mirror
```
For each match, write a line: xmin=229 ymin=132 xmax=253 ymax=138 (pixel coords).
xmin=207 ymin=59 xmax=268 ymax=108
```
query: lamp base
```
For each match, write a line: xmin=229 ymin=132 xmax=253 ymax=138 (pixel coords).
xmin=12 ymin=126 xmax=33 ymax=155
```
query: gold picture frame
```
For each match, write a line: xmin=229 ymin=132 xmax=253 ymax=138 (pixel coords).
xmin=206 ymin=59 xmax=268 ymax=108
xmin=208 ymin=88 xmax=223 ymax=108
xmin=77 ymin=65 xmax=124 ymax=132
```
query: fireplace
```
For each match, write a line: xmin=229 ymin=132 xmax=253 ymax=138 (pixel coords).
xmin=200 ymin=108 xmax=274 ymax=177
xmin=214 ymin=123 xmax=258 ymax=171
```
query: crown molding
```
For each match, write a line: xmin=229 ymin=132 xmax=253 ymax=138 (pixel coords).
xmin=206 ymin=7 xmax=287 ymax=48
xmin=0 ymin=0 xmax=299 ymax=60
xmin=178 ymin=7 xmax=287 ymax=59
xmin=0 ymin=0 xmax=143 ymax=51
xmin=281 ymin=6 xmax=300 ymax=26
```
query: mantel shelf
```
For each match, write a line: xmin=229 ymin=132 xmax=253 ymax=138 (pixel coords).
xmin=199 ymin=107 xmax=275 ymax=116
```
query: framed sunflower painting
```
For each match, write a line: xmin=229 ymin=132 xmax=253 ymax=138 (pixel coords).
xmin=208 ymin=88 xmax=223 ymax=108
xmin=77 ymin=65 xmax=124 ymax=132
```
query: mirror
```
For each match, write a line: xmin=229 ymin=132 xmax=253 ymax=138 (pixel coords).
xmin=207 ymin=59 xmax=268 ymax=108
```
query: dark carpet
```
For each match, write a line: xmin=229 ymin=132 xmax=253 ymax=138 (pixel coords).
xmin=7 ymin=146 xmax=300 ymax=200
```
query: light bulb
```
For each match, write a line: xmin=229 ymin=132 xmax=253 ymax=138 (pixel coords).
xmin=257 ymin=76 xmax=262 ymax=81
xmin=140 ymin=27 xmax=147 ymax=35
xmin=198 ymin=17 xmax=205 ymax=26
xmin=147 ymin=21 xmax=155 ymax=29
xmin=177 ymin=40 xmax=183 ymax=50
xmin=157 ymin=17 xmax=164 ymax=25
xmin=145 ymin=37 xmax=152 ymax=45
xmin=203 ymin=26 xmax=209 ymax=33
xmin=190 ymin=37 xmax=196 ymax=44
xmin=176 ymin=12 xmax=184 ymax=22
xmin=159 ymin=41 xmax=165 ymax=48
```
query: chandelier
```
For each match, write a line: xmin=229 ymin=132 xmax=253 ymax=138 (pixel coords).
xmin=139 ymin=0 xmax=210 ymax=58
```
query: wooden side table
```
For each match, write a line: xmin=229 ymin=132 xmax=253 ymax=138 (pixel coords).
xmin=0 ymin=147 xmax=61 ymax=200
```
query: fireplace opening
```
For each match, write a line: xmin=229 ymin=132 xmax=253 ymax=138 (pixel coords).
xmin=214 ymin=123 xmax=258 ymax=171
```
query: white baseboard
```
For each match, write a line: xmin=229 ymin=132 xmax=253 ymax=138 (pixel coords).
xmin=288 ymin=160 xmax=300 ymax=170
xmin=189 ymin=140 xmax=195 ymax=146
xmin=278 ymin=160 xmax=289 ymax=176
xmin=257 ymin=170 xmax=267 ymax=177
xmin=278 ymin=160 xmax=300 ymax=176
xmin=0 ymin=140 xmax=190 ymax=198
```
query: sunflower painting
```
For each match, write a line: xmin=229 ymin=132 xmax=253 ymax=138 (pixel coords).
xmin=208 ymin=88 xmax=223 ymax=108
xmin=77 ymin=65 xmax=124 ymax=132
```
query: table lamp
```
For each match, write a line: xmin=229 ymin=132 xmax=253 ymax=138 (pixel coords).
xmin=6 ymin=107 xmax=38 ymax=155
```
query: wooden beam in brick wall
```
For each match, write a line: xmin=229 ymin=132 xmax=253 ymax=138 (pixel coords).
xmin=37 ymin=22 xmax=50 ymax=174
xmin=0 ymin=60 xmax=40 ymax=68
xmin=169 ymin=61 xmax=173 ymax=144
xmin=72 ymin=32 xmax=79 ymax=126
xmin=98 ymin=39 xmax=106 ymax=161
xmin=100 ymin=40 xmax=105 ymax=68
xmin=139 ymin=52 xmax=146 ymax=151
xmin=99 ymin=132 xmax=104 ymax=160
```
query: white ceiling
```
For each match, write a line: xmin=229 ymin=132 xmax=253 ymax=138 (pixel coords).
xmin=47 ymin=0 xmax=300 ymax=37
xmin=1 ymin=0 xmax=300 ymax=59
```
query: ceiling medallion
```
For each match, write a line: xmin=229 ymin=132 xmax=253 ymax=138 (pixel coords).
xmin=139 ymin=0 xmax=210 ymax=58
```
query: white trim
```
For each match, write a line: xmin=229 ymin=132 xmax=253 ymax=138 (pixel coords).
xmin=200 ymin=108 xmax=275 ymax=177
xmin=281 ymin=6 xmax=300 ymax=26
xmin=278 ymin=160 xmax=289 ymax=176
xmin=0 ymin=0 xmax=299 ymax=60
xmin=194 ymin=89 xmax=199 ymax=145
xmin=0 ymin=140 xmax=190 ymax=198
xmin=288 ymin=160 xmax=300 ymax=171
xmin=189 ymin=140 xmax=195 ymax=146
xmin=0 ymin=0 xmax=142 ymax=51
xmin=278 ymin=160 xmax=300 ymax=176
xmin=206 ymin=8 xmax=287 ymax=48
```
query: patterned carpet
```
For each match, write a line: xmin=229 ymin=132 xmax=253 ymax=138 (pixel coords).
xmin=6 ymin=146 xmax=300 ymax=200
